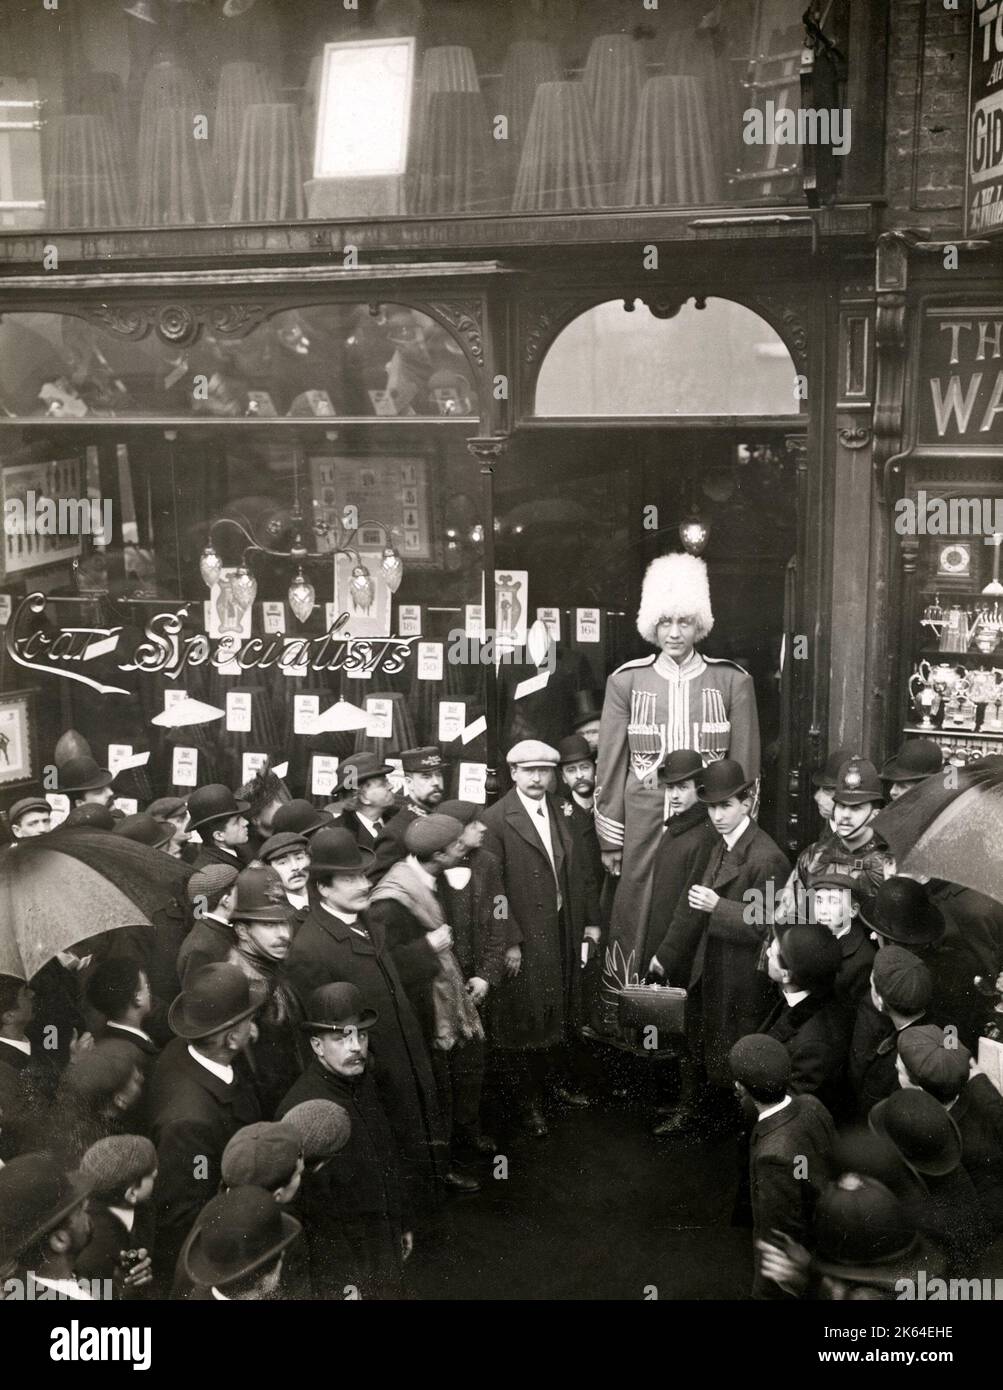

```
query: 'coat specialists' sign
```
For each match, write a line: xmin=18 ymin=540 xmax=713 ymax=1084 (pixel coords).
xmin=919 ymin=307 xmax=1003 ymax=447
xmin=966 ymin=0 xmax=1003 ymax=235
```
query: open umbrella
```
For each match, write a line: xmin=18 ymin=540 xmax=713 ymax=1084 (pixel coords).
xmin=0 ymin=828 xmax=193 ymax=980
xmin=873 ymin=756 xmax=1003 ymax=907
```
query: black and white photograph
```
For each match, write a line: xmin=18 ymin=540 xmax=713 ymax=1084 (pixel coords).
xmin=0 ymin=0 xmax=1001 ymax=1356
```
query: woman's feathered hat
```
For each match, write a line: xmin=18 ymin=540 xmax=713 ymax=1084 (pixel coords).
xmin=636 ymin=552 xmax=714 ymax=645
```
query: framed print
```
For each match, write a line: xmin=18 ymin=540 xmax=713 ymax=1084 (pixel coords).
xmin=2 ymin=458 xmax=83 ymax=578
xmin=0 ymin=689 xmax=37 ymax=789
xmin=310 ymin=455 xmax=436 ymax=563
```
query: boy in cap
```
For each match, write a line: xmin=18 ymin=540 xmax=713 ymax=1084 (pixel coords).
xmin=281 ymin=1098 xmax=352 ymax=1172
xmin=77 ymin=1134 xmax=157 ymax=1298
xmin=180 ymin=1185 xmax=301 ymax=1302
xmin=729 ymin=1033 xmax=835 ymax=1298
xmin=178 ymin=863 xmax=239 ymax=985
xmin=762 ymin=925 xmax=851 ymax=1120
xmin=369 ymin=746 xmax=449 ymax=882
xmin=145 ymin=796 xmax=192 ymax=861
xmin=804 ymin=862 xmax=875 ymax=1007
xmin=849 ymin=945 xmax=934 ymax=1119
xmin=5 ymin=796 xmax=51 ymax=841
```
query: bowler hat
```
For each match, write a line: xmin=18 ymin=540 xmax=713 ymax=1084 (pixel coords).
xmin=812 ymin=746 xmax=857 ymax=790
xmin=56 ymin=755 xmax=114 ymax=794
xmin=438 ymin=799 xmax=481 ymax=825
xmin=270 ymin=799 xmax=333 ymax=838
xmin=62 ymin=803 xmax=117 ymax=831
xmin=186 ymin=784 xmax=249 ymax=833
xmin=880 ymin=738 xmax=944 ymax=784
xmin=300 ymin=981 xmax=378 ymax=1034
xmin=405 ymin=813 xmax=465 ymax=856
xmin=7 ymin=796 xmax=50 ymax=826
xmin=182 ymin=1185 xmax=301 ymax=1288
xmin=778 ymin=925 xmax=843 ymax=991
xmin=400 ymin=746 xmax=449 ymax=774
xmin=334 ymin=751 xmax=392 ymax=793
xmin=281 ymin=1100 xmax=352 ymax=1163
xmin=570 ymin=690 xmax=602 ymax=729
xmin=146 ymin=796 xmax=187 ymax=821
xmin=308 ymin=826 xmax=372 ymax=877
xmin=728 ymin=1033 xmax=791 ymax=1093
xmin=831 ymin=757 xmax=883 ymax=806
xmin=221 ymin=1122 xmax=303 ymax=1190
xmin=813 ymin=1173 xmax=921 ymax=1285
xmin=168 ymin=962 xmax=261 ymax=1040
xmin=897 ymin=1025 xmax=971 ymax=1099
xmin=871 ymin=945 xmax=932 ymax=1015
xmin=506 ymin=739 xmax=559 ymax=768
xmin=114 ymin=813 xmax=173 ymax=850
xmin=697 ymin=758 xmax=752 ymax=804
xmin=859 ymin=876 xmax=945 ymax=947
xmin=258 ymin=831 xmax=309 ymax=864
xmin=657 ymin=749 xmax=704 ymax=786
xmin=0 ymin=1155 xmax=93 ymax=1265
xmin=556 ymin=734 xmax=593 ymax=766
xmin=869 ymin=1090 xmax=962 ymax=1178
xmin=231 ymin=865 xmax=293 ymax=923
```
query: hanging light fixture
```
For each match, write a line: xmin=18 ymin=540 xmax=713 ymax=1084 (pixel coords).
xmin=199 ymin=542 xmax=223 ymax=588
xmin=349 ymin=564 xmax=375 ymax=612
xmin=380 ymin=544 xmax=404 ymax=594
xmin=231 ymin=564 xmax=257 ymax=612
xmin=288 ymin=567 xmax=316 ymax=624
xmin=122 ymin=0 xmax=158 ymax=21
xmin=679 ymin=514 xmax=710 ymax=556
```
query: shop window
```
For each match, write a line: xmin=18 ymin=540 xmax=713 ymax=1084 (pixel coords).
xmin=0 ymin=304 xmax=477 ymax=421
xmin=534 ymin=297 xmax=800 ymax=417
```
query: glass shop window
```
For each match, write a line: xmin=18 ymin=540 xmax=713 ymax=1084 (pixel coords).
xmin=0 ymin=0 xmax=852 ymax=233
xmin=534 ymin=297 xmax=800 ymax=417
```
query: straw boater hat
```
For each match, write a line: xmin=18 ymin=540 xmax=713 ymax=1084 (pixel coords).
xmin=636 ymin=553 xmax=714 ymax=645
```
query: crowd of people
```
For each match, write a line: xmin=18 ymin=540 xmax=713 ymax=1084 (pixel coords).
xmin=1 ymin=552 xmax=1002 ymax=1300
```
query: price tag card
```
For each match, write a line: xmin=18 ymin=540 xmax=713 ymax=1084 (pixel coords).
xmin=272 ymin=761 xmax=289 ymax=780
xmin=114 ymin=751 xmax=151 ymax=772
xmin=537 ymin=606 xmax=561 ymax=642
xmin=0 ymin=595 xmax=11 ymax=627
xmin=366 ymin=698 xmax=394 ymax=739
xmin=311 ymin=755 xmax=340 ymax=798
xmin=398 ymin=604 xmax=421 ymax=637
xmin=514 ymin=670 xmax=550 ymax=700
xmin=575 ymin=607 xmax=601 ymax=643
xmin=262 ymin=602 xmax=286 ymax=634
xmin=113 ymin=798 xmax=139 ymax=817
xmin=172 ymin=747 xmax=198 ymax=787
xmin=46 ymin=793 xmax=70 ymax=828
xmin=107 ymin=744 xmax=134 ymax=776
xmin=461 ymin=715 xmax=487 ymax=744
xmin=458 ymin=762 xmax=487 ymax=804
xmin=164 ymin=689 xmax=188 ymax=712
xmin=465 ymin=605 xmax=483 ymax=640
xmin=242 ymin=752 xmax=268 ymax=785
xmin=294 ymin=695 xmax=320 ymax=735
xmin=417 ymin=642 xmax=443 ymax=681
xmin=226 ymin=692 xmax=253 ymax=733
xmin=438 ymin=700 xmax=466 ymax=742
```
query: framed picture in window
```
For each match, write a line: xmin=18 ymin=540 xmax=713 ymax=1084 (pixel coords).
xmin=0 ymin=689 xmax=37 ymax=789
xmin=310 ymin=455 xmax=436 ymax=564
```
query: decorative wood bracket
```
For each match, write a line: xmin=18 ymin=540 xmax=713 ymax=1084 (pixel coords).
xmin=82 ymin=301 xmax=269 ymax=347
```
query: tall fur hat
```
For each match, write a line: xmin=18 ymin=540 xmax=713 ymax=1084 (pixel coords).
xmin=636 ymin=553 xmax=714 ymax=645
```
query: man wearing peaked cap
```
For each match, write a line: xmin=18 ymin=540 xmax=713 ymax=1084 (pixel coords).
xmin=368 ymin=745 xmax=450 ymax=883
xmin=281 ymin=1099 xmax=352 ymax=1169
xmin=335 ymin=752 xmax=397 ymax=856
xmin=182 ymin=1185 xmax=301 ymax=1301
xmin=147 ymin=963 xmax=262 ymax=1285
xmin=728 ymin=1032 xmax=836 ymax=1298
xmin=278 ymin=982 xmax=407 ymax=1299
xmin=178 ymin=863 xmax=240 ymax=986
xmin=6 ymin=796 xmax=51 ymax=840
xmin=186 ymin=785 xmax=250 ymax=872
xmin=146 ymin=796 xmax=191 ymax=861
xmin=880 ymin=737 xmax=944 ymax=800
xmin=56 ymin=754 xmax=115 ymax=808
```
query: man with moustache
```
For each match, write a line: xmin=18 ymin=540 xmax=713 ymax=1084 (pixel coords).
xmin=283 ymin=827 xmax=447 ymax=1222
xmin=186 ymin=785 xmax=251 ymax=872
xmin=258 ymin=832 xmax=311 ymax=924
xmin=808 ymin=747 xmax=855 ymax=846
xmin=335 ymin=752 xmax=397 ymax=852
xmin=568 ymin=690 xmax=603 ymax=757
xmin=556 ymin=733 xmax=605 ymax=902
xmin=227 ymin=865 xmax=307 ymax=1116
xmin=369 ymin=746 xmax=448 ymax=882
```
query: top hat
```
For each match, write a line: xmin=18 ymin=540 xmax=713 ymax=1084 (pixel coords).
xmin=270 ymin=799 xmax=334 ymax=838
xmin=858 ymin=876 xmax=945 ymax=947
xmin=400 ymin=746 xmax=449 ymax=774
xmin=114 ymin=813 xmax=173 ymax=850
xmin=813 ymin=1173 xmax=921 ymax=1285
xmin=812 ymin=746 xmax=857 ymax=790
xmin=7 ymin=796 xmax=51 ymax=826
xmin=697 ymin=758 xmax=752 ymax=804
xmin=186 ymin=784 xmax=250 ymax=833
xmin=831 ymin=757 xmax=883 ymax=806
xmin=570 ymin=690 xmax=602 ymax=729
xmin=56 ymin=756 xmax=114 ymax=795
xmin=258 ymin=831 xmax=309 ymax=864
xmin=168 ymin=962 xmax=261 ymax=1040
xmin=308 ymin=826 xmax=373 ymax=877
xmin=657 ymin=748 xmax=705 ymax=786
xmin=300 ymin=981 xmax=378 ymax=1034
xmin=334 ymin=752 xmax=393 ymax=793
xmin=557 ymin=733 xmax=593 ymax=766
xmin=231 ymin=865 xmax=293 ymax=923
xmin=0 ymin=1155 xmax=93 ymax=1265
xmin=182 ymin=1185 xmax=301 ymax=1288
xmin=880 ymin=738 xmax=944 ymax=784
xmin=869 ymin=1090 xmax=962 ymax=1178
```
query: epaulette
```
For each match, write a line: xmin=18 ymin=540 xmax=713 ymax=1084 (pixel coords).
xmin=610 ymin=654 xmax=657 ymax=676
xmin=702 ymin=655 xmax=753 ymax=675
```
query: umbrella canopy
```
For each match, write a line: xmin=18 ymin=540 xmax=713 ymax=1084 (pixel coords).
xmin=873 ymin=757 xmax=1003 ymax=906
xmin=0 ymin=829 xmax=193 ymax=980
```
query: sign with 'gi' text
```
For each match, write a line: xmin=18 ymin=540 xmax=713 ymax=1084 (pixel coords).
xmin=966 ymin=0 xmax=1003 ymax=235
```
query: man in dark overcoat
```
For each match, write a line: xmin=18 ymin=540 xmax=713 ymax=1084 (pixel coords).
xmin=282 ymin=827 xmax=447 ymax=1223
xmin=480 ymin=740 xmax=601 ymax=1136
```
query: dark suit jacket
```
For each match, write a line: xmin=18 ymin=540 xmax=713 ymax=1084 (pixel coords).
xmin=749 ymin=1092 xmax=835 ymax=1297
xmin=439 ymin=846 xmax=509 ymax=987
xmin=147 ymin=1036 xmax=260 ymax=1283
xmin=368 ymin=806 xmax=421 ymax=883
xmin=848 ymin=1002 xmax=932 ymax=1120
xmin=952 ymin=1073 xmax=1003 ymax=1228
xmin=648 ymin=802 xmax=718 ymax=980
xmin=340 ymin=808 xmax=386 ymax=857
xmin=833 ymin=921 xmax=876 ymax=1008
xmin=761 ymin=989 xmax=853 ymax=1120
xmin=190 ymin=843 xmax=243 ymax=873
xmin=176 ymin=916 xmax=236 ymax=986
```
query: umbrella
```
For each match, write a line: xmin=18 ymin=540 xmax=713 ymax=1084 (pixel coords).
xmin=872 ymin=756 xmax=1003 ymax=906
xmin=0 ymin=829 xmax=193 ymax=980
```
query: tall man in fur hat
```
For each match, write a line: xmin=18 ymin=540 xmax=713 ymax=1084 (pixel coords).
xmin=595 ymin=553 xmax=760 ymax=1009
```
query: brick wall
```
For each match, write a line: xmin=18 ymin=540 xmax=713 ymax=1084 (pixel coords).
xmin=882 ymin=0 xmax=970 ymax=232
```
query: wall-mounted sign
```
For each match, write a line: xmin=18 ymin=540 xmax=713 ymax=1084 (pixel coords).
xmin=314 ymin=38 xmax=416 ymax=180
xmin=965 ymin=3 xmax=1003 ymax=236
xmin=918 ymin=305 xmax=1003 ymax=447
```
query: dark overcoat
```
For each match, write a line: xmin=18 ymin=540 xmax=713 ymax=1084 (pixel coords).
xmin=480 ymin=788 xmax=592 ymax=1050
xmin=647 ymin=802 xmax=718 ymax=979
xmin=749 ymin=1092 xmax=835 ymax=1298
xmin=833 ymin=921 xmax=876 ymax=1008
xmin=368 ymin=805 xmax=420 ymax=882
xmin=189 ymin=842 xmax=244 ymax=873
xmin=761 ymin=990 xmax=853 ymax=1121
xmin=439 ymin=846 xmax=509 ymax=987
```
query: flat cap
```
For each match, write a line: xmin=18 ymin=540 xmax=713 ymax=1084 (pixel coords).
xmin=280 ymin=1100 xmax=352 ymax=1162
xmin=898 ymin=1025 xmax=971 ymax=1096
xmin=506 ymin=739 xmax=559 ymax=767
xmin=60 ymin=1039 xmax=140 ymax=1103
xmin=187 ymin=862 xmax=239 ymax=905
xmin=221 ymin=1122 xmax=302 ymax=1190
xmin=871 ymin=946 xmax=932 ymax=1015
xmin=145 ymin=796 xmax=187 ymax=820
xmin=728 ymin=1033 xmax=791 ymax=1092
xmin=80 ymin=1135 xmax=157 ymax=1196
xmin=438 ymin=799 xmax=481 ymax=826
xmin=405 ymin=813 xmax=466 ymax=856
xmin=7 ymin=797 xmax=50 ymax=825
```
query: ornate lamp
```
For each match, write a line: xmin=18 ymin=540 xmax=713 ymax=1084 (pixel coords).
xmin=679 ymin=514 xmax=710 ymax=556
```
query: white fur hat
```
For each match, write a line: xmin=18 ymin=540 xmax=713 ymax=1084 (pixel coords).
xmin=636 ymin=553 xmax=714 ymax=645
